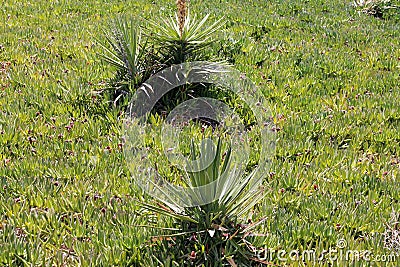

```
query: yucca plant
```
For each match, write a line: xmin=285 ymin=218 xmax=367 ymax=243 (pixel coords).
xmin=98 ymin=2 xmax=226 ymax=113
xmin=147 ymin=2 xmax=226 ymax=114
xmin=140 ymin=138 xmax=267 ymax=266
xmin=97 ymin=17 xmax=159 ymax=107
xmin=149 ymin=1 xmax=225 ymax=65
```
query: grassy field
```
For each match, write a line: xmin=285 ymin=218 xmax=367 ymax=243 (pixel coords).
xmin=1 ymin=0 xmax=399 ymax=266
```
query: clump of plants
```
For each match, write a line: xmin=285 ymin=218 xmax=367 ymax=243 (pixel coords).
xmin=97 ymin=0 xmax=224 ymax=110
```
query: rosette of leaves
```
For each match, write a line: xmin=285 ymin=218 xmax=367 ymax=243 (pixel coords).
xmin=97 ymin=17 xmax=160 ymax=107
xmin=148 ymin=11 xmax=225 ymax=65
xmin=147 ymin=8 xmax=226 ymax=113
xmin=140 ymin=139 xmax=267 ymax=266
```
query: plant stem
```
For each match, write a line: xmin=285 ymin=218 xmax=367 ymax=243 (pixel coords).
xmin=177 ymin=0 xmax=187 ymax=38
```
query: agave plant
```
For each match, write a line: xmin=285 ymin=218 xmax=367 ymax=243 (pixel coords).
xmin=140 ymin=138 xmax=267 ymax=266
xmin=97 ymin=17 xmax=159 ymax=107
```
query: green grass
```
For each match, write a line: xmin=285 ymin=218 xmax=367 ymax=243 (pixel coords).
xmin=0 ymin=0 xmax=399 ymax=266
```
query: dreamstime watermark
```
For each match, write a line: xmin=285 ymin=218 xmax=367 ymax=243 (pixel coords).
xmin=254 ymin=239 xmax=399 ymax=263
xmin=123 ymin=61 xmax=275 ymax=208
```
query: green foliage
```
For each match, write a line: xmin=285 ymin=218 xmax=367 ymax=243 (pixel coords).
xmin=98 ymin=10 xmax=225 ymax=113
xmin=97 ymin=17 xmax=159 ymax=107
xmin=147 ymin=12 xmax=227 ymax=114
xmin=149 ymin=12 xmax=225 ymax=65
xmin=141 ymin=139 xmax=266 ymax=266
xmin=0 ymin=0 xmax=399 ymax=266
